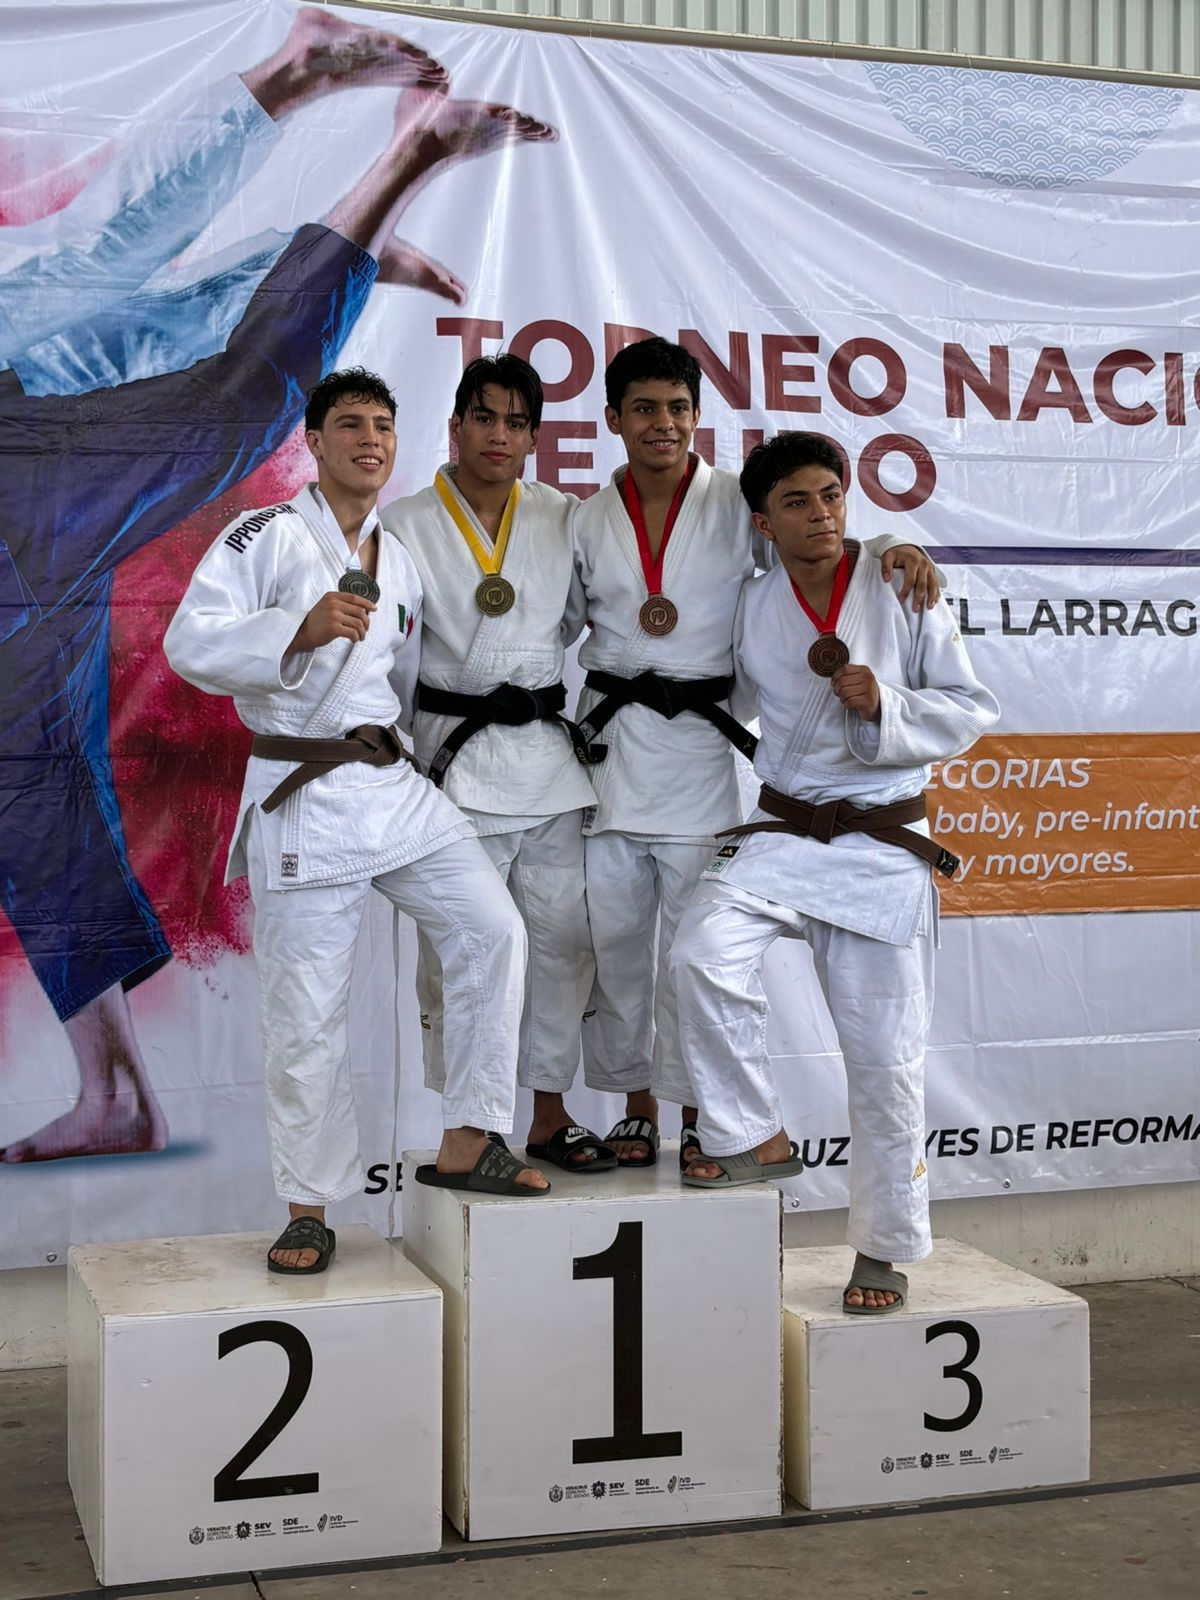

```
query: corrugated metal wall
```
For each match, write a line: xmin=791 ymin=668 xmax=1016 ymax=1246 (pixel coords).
xmin=367 ymin=0 xmax=1200 ymax=79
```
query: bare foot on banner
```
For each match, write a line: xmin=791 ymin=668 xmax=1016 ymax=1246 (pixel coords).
xmin=1 ymin=1091 xmax=167 ymax=1162
xmin=377 ymin=240 xmax=466 ymax=304
xmin=242 ymin=6 xmax=448 ymax=121
xmin=1 ymin=987 xmax=167 ymax=1162
xmin=417 ymin=99 xmax=558 ymax=162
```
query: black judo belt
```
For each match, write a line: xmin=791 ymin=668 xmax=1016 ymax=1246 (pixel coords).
xmin=252 ymin=724 xmax=407 ymax=814
xmin=579 ymin=669 xmax=758 ymax=763
xmin=721 ymin=783 xmax=960 ymax=879
xmin=415 ymin=679 xmax=590 ymax=788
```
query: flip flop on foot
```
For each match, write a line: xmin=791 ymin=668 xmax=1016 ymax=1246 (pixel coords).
xmin=843 ymin=1260 xmax=908 ymax=1316
xmin=681 ymin=1142 xmax=805 ymax=1189
xmin=605 ymin=1117 xmax=659 ymax=1168
xmin=267 ymin=1216 xmax=336 ymax=1275
xmin=415 ymin=1141 xmax=551 ymax=1195
xmin=526 ymin=1124 xmax=617 ymax=1173
xmin=679 ymin=1121 xmax=701 ymax=1173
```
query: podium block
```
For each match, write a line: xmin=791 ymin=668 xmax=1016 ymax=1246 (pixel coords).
xmin=403 ymin=1156 xmax=782 ymax=1540
xmin=67 ymin=1227 xmax=442 ymax=1585
xmin=782 ymin=1239 xmax=1090 ymax=1510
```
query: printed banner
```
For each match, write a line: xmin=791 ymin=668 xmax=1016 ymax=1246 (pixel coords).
xmin=0 ymin=0 xmax=1197 ymax=1266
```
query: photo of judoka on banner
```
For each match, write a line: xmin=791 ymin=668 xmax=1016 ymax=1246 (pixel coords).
xmin=1 ymin=0 xmax=1197 ymax=1269
xmin=0 ymin=4 xmax=560 ymax=1195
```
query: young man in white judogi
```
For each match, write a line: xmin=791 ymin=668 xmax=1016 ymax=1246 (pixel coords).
xmin=165 ymin=369 xmax=549 ymax=1274
xmin=670 ymin=431 xmax=998 ymax=1313
xmin=572 ymin=338 xmax=942 ymax=1169
xmin=382 ymin=355 xmax=616 ymax=1173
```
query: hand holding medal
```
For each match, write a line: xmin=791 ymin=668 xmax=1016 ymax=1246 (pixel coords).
xmin=830 ymin=662 xmax=881 ymax=721
xmin=289 ymin=587 xmax=376 ymax=652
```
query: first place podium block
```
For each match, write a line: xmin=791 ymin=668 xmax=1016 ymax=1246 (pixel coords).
xmin=403 ymin=1156 xmax=783 ymax=1540
xmin=783 ymin=1239 xmax=1090 ymax=1510
xmin=68 ymin=1227 xmax=442 ymax=1586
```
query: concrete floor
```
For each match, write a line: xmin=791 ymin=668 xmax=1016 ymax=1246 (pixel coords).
xmin=3 ymin=1278 xmax=1197 ymax=1600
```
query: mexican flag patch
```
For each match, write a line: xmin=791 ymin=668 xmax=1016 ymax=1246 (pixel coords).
xmin=398 ymin=604 xmax=414 ymax=637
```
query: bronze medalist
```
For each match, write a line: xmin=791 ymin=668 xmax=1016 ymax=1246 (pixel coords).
xmin=807 ymin=634 xmax=850 ymax=678
xmin=338 ymin=570 xmax=381 ymax=604
xmin=476 ymin=575 xmax=516 ymax=616
xmin=638 ymin=595 xmax=679 ymax=637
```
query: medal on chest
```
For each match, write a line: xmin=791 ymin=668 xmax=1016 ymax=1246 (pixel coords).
xmin=338 ymin=568 xmax=380 ymax=603
xmin=622 ymin=459 xmax=695 ymax=638
xmin=791 ymin=548 xmax=852 ymax=678
xmin=435 ymin=472 xmax=520 ymax=616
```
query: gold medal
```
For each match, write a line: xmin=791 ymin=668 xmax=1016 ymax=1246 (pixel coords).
xmin=638 ymin=595 xmax=678 ymax=637
xmin=476 ymin=575 xmax=516 ymax=616
xmin=807 ymin=634 xmax=850 ymax=678
xmin=435 ymin=471 xmax=519 ymax=619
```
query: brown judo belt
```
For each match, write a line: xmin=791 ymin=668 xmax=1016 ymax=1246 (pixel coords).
xmin=720 ymin=784 xmax=960 ymax=879
xmin=251 ymin=724 xmax=408 ymax=814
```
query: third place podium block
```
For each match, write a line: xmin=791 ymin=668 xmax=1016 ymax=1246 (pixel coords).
xmin=782 ymin=1239 xmax=1090 ymax=1510
xmin=403 ymin=1156 xmax=783 ymax=1540
xmin=68 ymin=1226 xmax=442 ymax=1585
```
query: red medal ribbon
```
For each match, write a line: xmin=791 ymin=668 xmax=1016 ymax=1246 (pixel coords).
xmin=621 ymin=455 xmax=697 ymax=598
xmin=790 ymin=549 xmax=850 ymax=634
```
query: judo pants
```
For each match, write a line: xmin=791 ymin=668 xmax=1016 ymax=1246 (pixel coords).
xmin=670 ymin=881 xmax=934 ymax=1266
xmin=582 ymin=831 xmax=715 ymax=1109
xmin=419 ymin=809 xmax=594 ymax=1095
xmin=248 ymin=827 xmax=527 ymax=1206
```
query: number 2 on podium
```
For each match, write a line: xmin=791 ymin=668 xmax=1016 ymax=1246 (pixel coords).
xmin=572 ymin=1221 xmax=684 ymax=1465
xmin=213 ymin=1321 xmax=320 ymax=1501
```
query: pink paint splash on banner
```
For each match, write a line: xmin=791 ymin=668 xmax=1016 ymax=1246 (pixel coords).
xmin=0 ymin=135 xmax=113 ymax=224
xmin=0 ymin=432 xmax=312 ymax=996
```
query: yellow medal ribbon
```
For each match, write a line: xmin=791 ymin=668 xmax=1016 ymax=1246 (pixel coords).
xmin=434 ymin=472 xmax=520 ymax=577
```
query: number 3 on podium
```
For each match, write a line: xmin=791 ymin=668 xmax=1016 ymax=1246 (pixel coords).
xmin=924 ymin=1319 xmax=984 ymax=1432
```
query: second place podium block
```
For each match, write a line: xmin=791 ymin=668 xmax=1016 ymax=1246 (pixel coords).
xmin=68 ymin=1226 xmax=442 ymax=1585
xmin=403 ymin=1156 xmax=783 ymax=1540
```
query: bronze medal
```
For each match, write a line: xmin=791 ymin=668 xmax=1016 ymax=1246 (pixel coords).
xmin=338 ymin=569 xmax=380 ymax=604
xmin=807 ymin=634 xmax=850 ymax=678
xmin=638 ymin=595 xmax=678 ymax=637
xmin=476 ymin=575 xmax=516 ymax=616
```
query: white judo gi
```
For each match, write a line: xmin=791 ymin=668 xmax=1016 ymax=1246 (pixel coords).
xmin=164 ymin=484 xmax=527 ymax=1205
xmin=573 ymin=459 xmax=919 ymax=1109
xmin=668 ymin=553 xmax=999 ymax=1263
xmin=382 ymin=469 xmax=596 ymax=1094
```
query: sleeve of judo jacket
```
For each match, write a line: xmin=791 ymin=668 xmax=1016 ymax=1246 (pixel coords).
xmin=846 ymin=592 xmax=1000 ymax=768
xmin=164 ymin=512 xmax=315 ymax=698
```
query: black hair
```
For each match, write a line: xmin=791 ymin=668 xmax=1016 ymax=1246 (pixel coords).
xmin=604 ymin=336 xmax=701 ymax=412
xmin=739 ymin=432 xmax=847 ymax=513
xmin=305 ymin=367 xmax=396 ymax=431
xmin=453 ymin=354 xmax=544 ymax=432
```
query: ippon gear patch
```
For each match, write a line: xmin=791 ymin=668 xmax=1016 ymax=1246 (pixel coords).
xmin=222 ymin=502 xmax=295 ymax=554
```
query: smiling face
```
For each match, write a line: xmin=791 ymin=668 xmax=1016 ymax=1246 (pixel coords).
xmin=306 ymin=393 xmax=396 ymax=500
xmin=606 ymin=379 xmax=699 ymax=481
xmin=752 ymin=464 xmax=847 ymax=571
xmin=450 ymin=383 xmax=537 ymax=497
